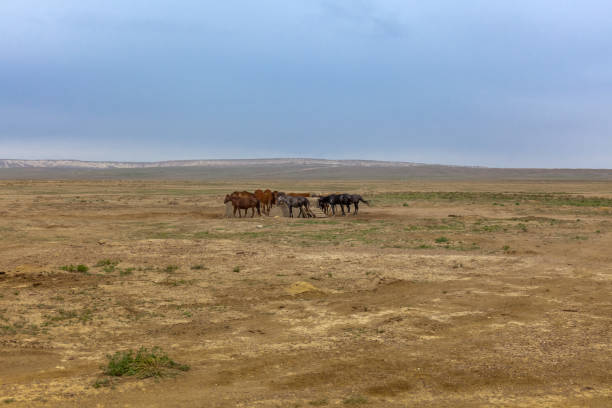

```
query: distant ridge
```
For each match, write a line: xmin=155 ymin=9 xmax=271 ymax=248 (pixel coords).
xmin=0 ymin=158 xmax=440 ymax=169
xmin=1 ymin=158 xmax=610 ymax=181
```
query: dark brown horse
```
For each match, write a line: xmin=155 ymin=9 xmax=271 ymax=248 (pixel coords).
xmin=224 ymin=193 xmax=261 ymax=218
xmin=230 ymin=191 xmax=257 ymax=215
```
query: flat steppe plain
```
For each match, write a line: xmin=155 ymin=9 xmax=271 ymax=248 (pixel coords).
xmin=0 ymin=179 xmax=611 ymax=407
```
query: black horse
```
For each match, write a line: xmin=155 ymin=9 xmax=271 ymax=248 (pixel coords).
xmin=277 ymin=194 xmax=314 ymax=218
xmin=347 ymin=194 xmax=369 ymax=215
xmin=318 ymin=194 xmax=351 ymax=216
xmin=319 ymin=194 xmax=369 ymax=216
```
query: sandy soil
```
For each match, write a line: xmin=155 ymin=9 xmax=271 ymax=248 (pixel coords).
xmin=0 ymin=179 xmax=611 ymax=407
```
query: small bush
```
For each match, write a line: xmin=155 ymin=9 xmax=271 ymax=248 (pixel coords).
xmin=233 ymin=266 xmax=240 ymax=273
xmin=435 ymin=236 xmax=449 ymax=243
xmin=103 ymin=346 xmax=189 ymax=379
xmin=164 ymin=265 xmax=179 ymax=273
xmin=191 ymin=264 xmax=206 ymax=270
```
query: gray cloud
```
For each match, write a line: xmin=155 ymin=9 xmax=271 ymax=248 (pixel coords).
xmin=1 ymin=1 xmax=611 ymax=167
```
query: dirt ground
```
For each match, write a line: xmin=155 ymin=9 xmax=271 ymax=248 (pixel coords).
xmin=0 ymin=179 xmax=611 ymax=407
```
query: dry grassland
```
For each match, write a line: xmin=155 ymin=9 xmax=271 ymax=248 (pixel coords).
xmin=0 ymin=179 xmax=611 ymax=407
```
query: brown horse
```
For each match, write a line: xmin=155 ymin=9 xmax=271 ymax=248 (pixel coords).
xmin=224 ymin=194 xmax=261 ymax=218
xmin=288 ymin=192 xmax=311 ymax=198
xmin=230 ymin=191 xmax=257 ymax=215
xmin=254 ymin=189 xmax=275 ymax=215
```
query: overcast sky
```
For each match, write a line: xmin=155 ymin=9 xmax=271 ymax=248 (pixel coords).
xmin=1 ymin=1 xmax=612 ymax=167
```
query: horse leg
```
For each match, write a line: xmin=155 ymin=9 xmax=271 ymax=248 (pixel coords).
xmin=354 ymin=202 xmax=359 ymax=215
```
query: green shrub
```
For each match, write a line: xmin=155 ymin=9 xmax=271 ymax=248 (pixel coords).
xmin=435 ymin=236 xmax=449 ymax=243
xmin=60 ymin=264 xmax=89 ymax=273
xmin=103 ymin=346 xmax=189 ymax=379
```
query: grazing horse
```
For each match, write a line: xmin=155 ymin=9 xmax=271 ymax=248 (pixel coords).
xmin=253 ymin=189 xmax=275 ymax=215
xmin=319 ymin=194 xmax=351 ymax=216
xmin=224 ymin=194 xmax=261 ymax=218
xmin=288 ymin=192 xmax=310 ymax=198
xmin=254 ymin=189 xmax=266 ymax=214
xmin=318 ymin=195 xmax=331 ymax=214
xmin=272 ymin=191 xmax=279 ymax=205
xmin=229 ymin=191 xmax=257 ymax=216
xmin=262 ymin=189 xmax=274 ymax=215
xmin=277 ymin=194 xmax=314 ymax=218
xmin=347 ymin=194 xmax=369 ymax=215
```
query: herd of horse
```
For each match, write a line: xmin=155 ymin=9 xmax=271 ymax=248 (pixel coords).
xmin=223 ymin=190 xmax=369 ymax=218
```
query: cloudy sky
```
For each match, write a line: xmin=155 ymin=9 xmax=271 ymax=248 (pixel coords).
xmin=1 ymin=1 xmax=612 ymax=167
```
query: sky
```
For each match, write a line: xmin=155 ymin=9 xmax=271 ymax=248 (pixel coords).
xmin=1 ymin=1 xmax=612 ymax=168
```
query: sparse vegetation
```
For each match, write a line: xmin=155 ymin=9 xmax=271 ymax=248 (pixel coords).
xmin=3 ymin=179 xmax=611 ymax=407
xmin=95 ymin=259 xmax=119 ymax=272
xmin=163 ymin=265 xmax=179 ymax=273
xmin=120 ymin=267 xmax=135 ymax=276
xmin=60 ymin=264 xmax=89 ymax=273
xmin=343 ymin=395 xmax=368 ymax=405
xmin=101 ymin=347 xmax=189 ymax=379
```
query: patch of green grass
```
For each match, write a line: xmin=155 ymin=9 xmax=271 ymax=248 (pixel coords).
xmin=233 ymin=266 xmax=241 ymax=273
xmin=95 ymin=259 xmax=118 ymax=267
xmin=44 ymin=308 xmax=93 ymax=325
xmin=95 ymin=259 xmax=119 ymax=273
xmin=92 ymin=378 xmax=111 ymax=388
xmin=120 ymin=267 xmax=135 ymax=276
xmin=102 ymin=346 xmax=189 ymax=379
xmin=435 ymin=236 xmax=450 ymax=243
xmin=158 ymin=279 xmax=192 ymax=287
xmin=343 ymin=395 xmax=368 ymax=405
xmin=416 ymin=244 xmax=434 ymax=249
xmin=472 ymin=224 xmax=505 ymax=233
xmin=163 ymin=265 xmax=179 ymax=273
xmin=60 ymin=264 xmax=89 ymax=273
xmin=190 ymin=264 xmax=206 ymax=270
xmin=3 ymin=398 xmax=16 ymax=404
